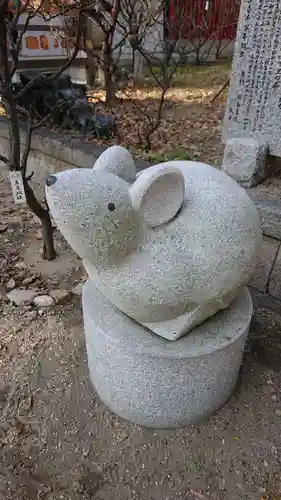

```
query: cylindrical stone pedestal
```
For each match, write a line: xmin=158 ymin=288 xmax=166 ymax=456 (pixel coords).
xmin=82 ymin=281 xmax=252 ymax=428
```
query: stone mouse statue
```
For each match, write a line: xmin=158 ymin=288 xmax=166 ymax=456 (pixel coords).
xmin=45 ymin=145 xmax=262 ymax=340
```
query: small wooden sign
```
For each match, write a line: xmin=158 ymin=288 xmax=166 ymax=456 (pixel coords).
xmin=9 ymin=171 xmax=27 ymax=204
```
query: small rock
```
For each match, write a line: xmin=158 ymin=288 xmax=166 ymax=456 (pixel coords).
xmin=18 ymin=270 xmax=27 ymax=280
xmin=6 ymin=278 xmax=16 ymax=291
xmin=22 ymin=274 xmax=40 ymax=286
xmin=24 ymin=310 xmax=37 ymax=320
xmin=13 ymin=325 xmax=22 ymax=334
xmin=23 ymin=303 xmax=33 ymax=309
xmin=272 ymin=394 xmax=277 ymax=401
xmin=7 ymin=288 xmax=37 ymax=306
xmin=49 ymin=289 xmax=72 ymax=305
xmin=218 ymin=478 xmax=226 ymax=490
xmin=0 ymin=223 xmax=8 ymax=233
xmin=0 ymin=385 xmax=9 ymax=402
xmin=0 ymin=286 xmax=6 ymax=300
xmin=36 ymin=228 xmax=42 ymax=239
xmin=72 ymin=282 xmax=84 ymax=296
xmin=275 ymin=409 xmax=281 ymax=416
xmin=14 ymin=261 xmax=27 ymax=270
xmin=33 ymin=295 xmax=54 ymax=308
xmin=48 ymin=277 xmax=59 ymax=286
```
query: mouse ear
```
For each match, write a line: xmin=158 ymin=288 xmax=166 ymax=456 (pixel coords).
xmin=93 ymin=145 xmax=136 ymax=183
xmin=130 ymin=164 xmax=185 ymax=227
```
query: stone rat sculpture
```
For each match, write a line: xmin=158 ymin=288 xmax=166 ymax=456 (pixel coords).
xmin=45 ymin=145 xmax=262 ymax=340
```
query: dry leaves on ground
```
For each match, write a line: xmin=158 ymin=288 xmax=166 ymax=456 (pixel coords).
xmin=86 ymin=61 xmax=230 ymax=165
xmin=0 ymin=62 xmax=229 ymax=165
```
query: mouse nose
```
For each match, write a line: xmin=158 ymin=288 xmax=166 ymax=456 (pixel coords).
xmin=46 ymin=175 xmax=57 ymax=187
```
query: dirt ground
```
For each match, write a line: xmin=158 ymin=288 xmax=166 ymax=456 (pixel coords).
xmin=1 ymin=64 xmax=281 ymax=500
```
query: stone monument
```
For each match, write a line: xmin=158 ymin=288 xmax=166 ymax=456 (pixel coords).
xmin=223 ymin=0 xmax=281 ymax=187
xmin=46 ymin=145 xmax=262 ymax=427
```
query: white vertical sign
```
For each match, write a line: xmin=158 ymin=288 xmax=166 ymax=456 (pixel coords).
xmin=9 ymin=171 xmax=27 ymax=204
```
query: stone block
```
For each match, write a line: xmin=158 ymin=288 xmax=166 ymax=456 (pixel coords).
xmin=222 ymin=138 xmax=268 ymax=188
xmin=223 ymin=0 xmax=281 ymax=157
xmin=269 ymin=247 xmax=281 ymax=300
xmin=249 ymin=236 xmax=280 ymax=293
xmin=249 ymin=286 xmax=281 ymax=314
xmin=82 ymin=280 xmax=252 ymax=428
xmin=252 ymin=197 xmax=281 ymax=240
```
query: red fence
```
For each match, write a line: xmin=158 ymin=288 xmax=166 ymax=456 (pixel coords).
xmin=169 ymin=0 xmax=240 ymax=40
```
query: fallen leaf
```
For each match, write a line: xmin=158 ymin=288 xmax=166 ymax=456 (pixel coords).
xmin=27 ymin=395 xmax=34 ymax=411
xmin=13 ymin=417 xmax=25 ymax=435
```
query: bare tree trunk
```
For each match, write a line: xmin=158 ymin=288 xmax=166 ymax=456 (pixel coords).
xmin=41 ymin=215 xmax=56 ymax=261
xmin=104 ymin=67 xmax=115 ymax=104
xmin=97 ymin=40 xmax=115 ymax=105
xmin=0 ymin=11 xmax=56 ymax=261
xmin=24 ymin=182 xmax=56 ymax=260
xmin=133 ymin=50 xmax=144 ymax=83
xmin=215 ymin=40 xmax=222 ymax=60
xmin=0 ymin=14 xmax=21 ymax=169
xmin=143 ymin=88 xmax=166 ymax=151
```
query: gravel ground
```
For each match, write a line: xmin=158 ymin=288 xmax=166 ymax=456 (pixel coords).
xmin=1 ymin=295 xmax=281 ymax=500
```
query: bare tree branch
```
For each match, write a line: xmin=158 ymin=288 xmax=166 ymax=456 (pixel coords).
xmin=15 ymin=11 xmax=84 ymax=100
xmin=0 ymin=153 xmax=12 ymax=167
xmin=0 ymin=0 xmax=87 ymax=260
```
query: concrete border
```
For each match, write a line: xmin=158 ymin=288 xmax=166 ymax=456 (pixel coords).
xmin=0 ymin=118 xmax=148 ymax=175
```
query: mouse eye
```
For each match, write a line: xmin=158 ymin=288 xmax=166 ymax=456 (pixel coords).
xmin=108 ymin=202 xmax=116 ymax=212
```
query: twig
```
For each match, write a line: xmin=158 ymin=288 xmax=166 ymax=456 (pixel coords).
xmin=189 ymin=489 xmax=208 ymax=500
xmin=15 ymin=12 xmax=84 ymax=100
xmin=0 ymin=153 xmax=12 ymax=168
xmin=209 ymin=78 xmax=230 ymax=104
xmin=26 ymin=170 xmax=34 ymax=181
xmin=9 ymin=0 xmax=45 ymax=77
xmin=31 ymin=99 xmax=68 ymax=130
xmin=15 ymin=415 xmax=38 ymax=426
xmin=16 ymin=104 xmax=28 ymax=116
xmin=20 ymin=99 xmax=67 ymax=177
xmin=1 ymin=380 xmax=17 ymax=421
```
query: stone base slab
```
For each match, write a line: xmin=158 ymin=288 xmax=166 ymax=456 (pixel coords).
xmin=248 ymin=188 xmax=281 ymax=302
xmin=82 ymin=281 xmax=252 ymax=428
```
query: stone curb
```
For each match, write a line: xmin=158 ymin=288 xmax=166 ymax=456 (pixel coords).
xmin=249 ymin=195 xmax=281 ymax=240
xmin=0 ymin=117 xmax=149 ymax=174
